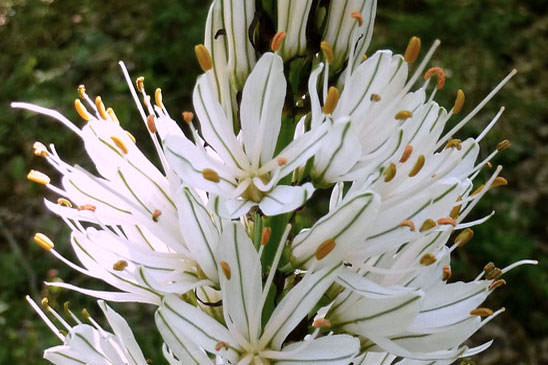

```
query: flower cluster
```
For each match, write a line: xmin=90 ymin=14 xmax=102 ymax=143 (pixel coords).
xmin=18 ymin=0 xmax=536 ymax=364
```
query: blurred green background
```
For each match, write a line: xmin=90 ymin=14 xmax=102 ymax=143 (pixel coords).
xmin=0 ymin=0 xmax=546 ymax=363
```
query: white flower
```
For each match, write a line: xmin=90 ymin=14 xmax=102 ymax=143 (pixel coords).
xmin=165 ymin=52 xmax=327 ymax=217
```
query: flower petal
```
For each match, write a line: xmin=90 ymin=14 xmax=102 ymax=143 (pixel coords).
xmin=259 ymin=183 xmax=315 ymax=216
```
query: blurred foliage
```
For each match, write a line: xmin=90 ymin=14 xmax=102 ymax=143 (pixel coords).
xmin=0 ymin=0 xmax=546 ymax=363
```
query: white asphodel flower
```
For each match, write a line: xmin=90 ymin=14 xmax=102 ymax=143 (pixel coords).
xmin=26 ymin=296 xmax=147 ymax=364
xmin=155 ymin=221 xmax=360 ymax=364
xmin=164 ymin=52 xmax=328 ymax=218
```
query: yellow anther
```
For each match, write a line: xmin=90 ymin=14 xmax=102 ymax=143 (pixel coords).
xmin=489 ymin=279 xmax=507 ymax=290
xmin=320 ymin=41 xmax=334 ymax=65
xmin=491 ymin=176 xmax=508 ymax=188
xmin=419 ymin=218 xmax=436 ymax=232
xmin=424 ymin=67 xmax=446 ymax=90
xmin=81 ymin=308 xmax=91 ymax=320
xmin=106 ymin=107 xmax=120 ymax=124
xmin=497 ymin=139 xmax=511 ymax=151
xmin=154 ymin=88 xmax=163 ymax=107
xmin=111 ymin=136 xmax=129 ymax=154
xmin=27 ymin=170 xmax=50 ymax=185
xmin=400 ymin=145 xmax=413 ymax=163
xmin=313 ymin=318 xmax=332 ymax=328
xmin=322 ymin=86 xmax=340 ymax=114
xmin=125 ymin=131 xmax=136 ymax=144
xmin=454 ymin=228 xmax=474 ymax=247
xmin=486 ymin=161 xmax=493 ymax=169
xmin=271 ymin=31 xmax=287 ymax=52
xmin=351 ymin=11 xmax=364 ymax=26
xmin=74 ymin=99 xmax=91 ymax=121
xmin=147 ymin=114 xmax=157 ymax=134
xmin=261 ymin=227 xmax=272 ymax=246
xmin=370 ymin=93 xmax=381 ymax=102
xmin=57 ymin=198 xmax=72 ymax=207
xmin=40 ymin=297 xmax=49 ymax=310
xmin=470 ymin=307 xmax=493 ymax=317
xmin=453 ymin=89 xmax=465 ymax=114
xmin=220 ymin=261 xmax=231 ymax=280
xmin=486 ymin=267 xmax=502 ymax=280
xmin=202 ymin=168 xmax=220 ymax=183
xmin=33 ymin=141 xmax=49 ymax=157
xmin=394 ymin=110 xmax=413 ymax=121
xmin=404 ymin=36 xmax=421 ymax=63
xmin=362 ymin=53 xmax=368 ymax=62
xmin=449 ymin=204 xmax=461 ymax=219
xmin=315 ymin=239 xmax=336 ymax=260
xmin=33 ymin=233 xmax=54 ymax=251
xmin=442 ymin=265 xmax=452 ymax=281
xmin=276 ymin=156 xmax=288 ymax=166
xmin=399 ymin=220 xmax=415 ymax=232
xmin=135 ymin=76 xmax=145 ymax=92
xmin=471 ymin=184 xmax=485 ymax=196
xmin=77 ymin=204 xmax=96 ymax=212
xmin=483 ymin=262 xmax=495 ymax=273
xmin=77 ymin=84 xmax=86 ymax=99
xmin=420 ymin=253 xmax=437 ymax=266
xmin=113 ymin=260 xmax=128 ymax=271
xmin=445 ymin=138 xmax=462 ymax=151
xmin=194 ymin=44 xmax=213 ymax=72
xmin=384 ymin=163 xmax=397 ymax=182
xmin=152 ymin=209 xmax=162 ymax=222
xmin=95 ymin=96 xmax=108 ymax=120
xmin=408 ymin=155 xmax=425 ymax=177
xmin=215 ymin=341 xmax=230 ymax=351
xmin=182 ymin=111 xmax=194 ymax=124
xmin=437 ymin=217 xmax=457 ymax=227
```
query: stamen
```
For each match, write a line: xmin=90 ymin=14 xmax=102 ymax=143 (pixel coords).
xmin=194 ymin=44 xmax=213 ymax=72
xmin=27 ymin=170 xmax=50 ymax=185
xmin=26 ymin=296 xmax=65 ymax=341
xmin=408 ymin=155 xmax=425 ymax=177
xmin=442 ymin=265 xmax=452 ymax=281
xmin=351 ymin=11 xmax=363 ymax=26
xmin=182 ymin=111 xmax=194 ymax=124
xmin=215 ymin=341 xmax=230 ymax=351
xmin=394 ymin=110 xmax=413 ymax=121
xmin=320 ymin=41 xmax=334 ymax=65
xmin=315 ymin=239 xmax=336 ymax=260
xmin=113 ymin=260 xmax=128 ymax=271
xmin=437 ymin=217 xmax=457 ymax=227
xmin=454 ymin=228 xmax=474 ymax=247
xmin=424 ymin=67 xmax=446 ymax=90
xmin=95 ymin=96 xmax=108 ymax=120
xmin=135 ymin=76 xmax=145 ymax=93
xmin=34 ymin=233 xmax=54 ymax=251
xmin=220 ymin=260 xmax=231 ymax=280
xmin=110 ymin=136 xmax=129 ymax=154
xmin=476 ymin=107 xmax=505 ymax=143
xmin=74 ymin=99 xmax=91 ymax=121
xmin=404 ymin=36 xmax=421 ymax=63
xmin=77 ymin=84 xmax=86 ymax=99
xmin=322 ymin=86 xmax=340 ymax=114
xmin=384 ymin=163 xmax=397 ymax=182
xmin=33 ymin=142 xmax=49 ymax=157
xmin=81 ymin=308 xmax=91 ymax=321
xmin=400 ymin=220 xmax=415 ymax=232
xmin=486 ymin=267 xmax=502 ymax=280
xmin=362 ymin=54 xmax=368 ymax=62
xmin=497 ymin=139 xmax=511 ymax=151
xmin=449 ymin=204 xmax=461 ymax=219
xmin=470 ymin=307 xmax=493 ymax=317
xmin=370 ymin=93 xmax=381 ymax=102
xmin=147 ymin=114 xmax=157 ymax=133
xmin=445 ymin=138 xmax=462 ymax=150
xmin=489 ymin=279 xmax=506 ymax=290
xmin=491 ymin=176 xmax=508 ymax=188
xmin=276 ymin=156 xmax=288 ymax=166
xmin=77 ymin=204 xmax=96 ymax=212
xmin=400 ymin=145 xmax=413 ymax=163
xmin=271 ymin=31 xmax=287 ymax=52
xmin=152 ymin=209 xmax=162 ymax=222
xmin=420 ymin=253 xmax=436 ymax=265
xmin=452 ymin=89 xmax=465 ymax=114
xmin=106 ymin=107 xmax=120 ymax=124
xmin=202 ymin=168 xmax=220 ymax=183
xmin=154 ymin=88 xmax=163 ymax=107
xmin=500 ymin=259 xmax=538 ymax=275
xmin=125 ymin=131 xmax=136 ymax=144
xmin=419 ymin=218 xmax=436 ymax=232
xmin=313 ymin=318 xmax=332 ymax=328
xmin=57 ymin=198 xmax=72 ymax=207
xmin=261 ymin=227 xmax=272 ymax=246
